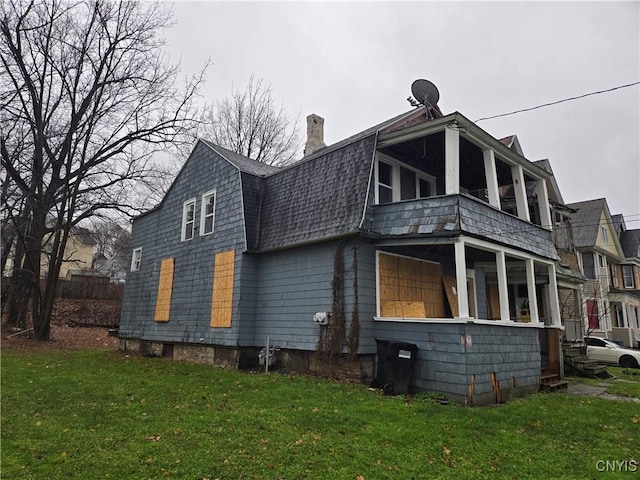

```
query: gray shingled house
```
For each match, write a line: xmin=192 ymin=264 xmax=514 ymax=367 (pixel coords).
xmin=119 ymin=106 xmax=566 ymax=405
xmin=566 ymin=199 xmax=640 ymax=347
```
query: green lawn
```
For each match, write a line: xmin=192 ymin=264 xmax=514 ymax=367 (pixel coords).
xmin=2 ymin=347 xmax=639 ymax=480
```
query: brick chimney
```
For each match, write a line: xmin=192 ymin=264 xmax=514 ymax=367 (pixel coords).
xmin=304 ymin=114 xmax=326 ymax=156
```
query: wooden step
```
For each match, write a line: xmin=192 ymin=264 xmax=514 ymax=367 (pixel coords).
xmin=541 ymin=380 xmax=569 ymax=392
xmin=540 ymin=373 xmax=560 ymax=385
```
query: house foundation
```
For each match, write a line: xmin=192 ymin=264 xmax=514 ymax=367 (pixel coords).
xmin=119 ymin=338 xmax=375 ymax=383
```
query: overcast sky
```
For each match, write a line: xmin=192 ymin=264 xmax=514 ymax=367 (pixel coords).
xmin=164 ymin=0 xmax=639 ymax=226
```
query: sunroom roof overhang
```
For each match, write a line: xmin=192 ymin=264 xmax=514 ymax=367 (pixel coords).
xmin=376 ymin=112 xmax=551 ymax=181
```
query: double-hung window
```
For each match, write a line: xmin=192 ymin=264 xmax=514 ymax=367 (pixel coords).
xmin=131 ymin=247 xmax=142 ymax=271
xmin=581 ymin=252 xmax=596 ymax=279
xmin=200 ymin=190 xmax=216 ymax=236
xmin=182 ymin=198 xmax=196 ymax=241
xmin=622 ymin=265 xmax=635 ymax=288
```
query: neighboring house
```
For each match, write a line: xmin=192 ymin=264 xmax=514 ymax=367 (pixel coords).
xmin=611 ymin=217 xmax=640 ymax=347
xmin=4 ymin=225 xmax=96 ymax=279
xmin=93 ymin=253 xmax=128 ymax=284
xmin=566 ymin=199 xmax=639 ymax=346
xmin=43 ymin=227 xmax=96 ymax=278
xmin=531 ymin=159 xmax=587 ymax=341
xmin=119 ymin=106 xmax=565 ymax=405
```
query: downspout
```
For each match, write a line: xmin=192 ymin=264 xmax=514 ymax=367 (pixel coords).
xmin=358 ymin=131 xmax=381 ymax=231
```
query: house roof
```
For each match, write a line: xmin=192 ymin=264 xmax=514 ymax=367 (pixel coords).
xmin=565 ymin=198 xmax=623 ymax=253
xmin=199 ymin=108 xmax=430 ymax=252
xmin=620 ymin=229 xmax=640 ymax=260
xmin=199 ymin=140 xmax=282 ymax=177
xmin=533 ymin=159 xmax=565 ymax=205
xmin=256 ymin=134 xmax=377 ymax=251
xmin=71 ymin=227 xmax=96 ymax=246
xmin=499 ymin=135 xmax=524 ymax=156
xmin=565 ymin=199 xmax=606 ymax=248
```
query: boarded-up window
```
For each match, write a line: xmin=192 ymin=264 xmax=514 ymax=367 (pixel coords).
xmin=378 ymin=252 xmax=445 ymax=318
xmin=154 ymin=257 xmax=175 ymax=322
xmin=211 ymin=250 xmax=235 ymax=328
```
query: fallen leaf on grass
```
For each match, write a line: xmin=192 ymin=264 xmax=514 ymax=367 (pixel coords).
xmin=146 ymin=435 xmax=161 ymax=442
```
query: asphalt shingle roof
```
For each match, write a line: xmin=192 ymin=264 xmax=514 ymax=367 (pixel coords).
xmin=620 ymin=229 xmax=640 ymax=259
xmin=200 ymin=140 xmax=282 ymax=177
xmin=565 ymin=198 xmax=608 ymax=249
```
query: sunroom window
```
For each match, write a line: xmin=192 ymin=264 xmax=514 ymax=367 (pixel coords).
xmin=376 ymin=157 xmax=435 ymax=204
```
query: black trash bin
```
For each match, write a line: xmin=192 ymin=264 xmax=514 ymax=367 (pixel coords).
xmin=375 ymin=339 xmax=418 ymax=395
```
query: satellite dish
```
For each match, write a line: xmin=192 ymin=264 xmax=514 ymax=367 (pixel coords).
xmin=411 ymin=79 xmax=440 ymax=107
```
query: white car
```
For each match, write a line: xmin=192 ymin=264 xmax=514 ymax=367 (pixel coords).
xmin=585 ymin=337 xmax=640 ymax=368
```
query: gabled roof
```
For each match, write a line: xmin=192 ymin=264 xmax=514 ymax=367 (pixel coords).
xmin=533 ymin=159 xmax=565 ymax=206
xmin=565 ymin=198 xmax=624 ymax=258
xmin=565 ymin=198 xmax=607 ymax=248
xmin=499 ymin=135 xmax=524 ymax=156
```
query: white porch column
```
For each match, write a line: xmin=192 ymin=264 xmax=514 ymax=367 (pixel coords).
xmin=525 ymin=258 xmax=540 ymax=323
xmin=454 ymin=240 xmax=470 ymax=318
xmin=547 ymin=263 xmax=561 ymax=326
xmin=536 ymin=179 xmax=552 ymax=230
xmin=496 ymin=250 xmax=511 ymax=321
xmin=483 ymin=148 xmax=501 ymax=209
xmin=511 ymin=165 xmax=530 ymax=222
xmin=445 ymin=126 xmax=460 ymax=195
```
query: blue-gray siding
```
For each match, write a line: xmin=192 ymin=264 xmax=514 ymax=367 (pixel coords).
xmin=119 ymin=142 xmax=247 ymax=346
xmin=363 ymin=194 xmax=558 ymax=260
xmin=251 ymin=240 xmax=359 ymax=350
xmin=373 ymin=321 xmax=541 ymax=403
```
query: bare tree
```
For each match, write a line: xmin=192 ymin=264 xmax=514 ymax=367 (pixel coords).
xmin=90 ymin=217 xmax=130 ymax=260
xmin=0 ymin=0 xmax=205 ymax=340
xmin=200 ymin=75 xmax=301 ymax=166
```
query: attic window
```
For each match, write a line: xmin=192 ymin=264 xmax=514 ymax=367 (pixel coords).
xmin=600 ymin=226 xmax=609 ymax=245
xmin=181 ymin=198 xmax=196 ymax=241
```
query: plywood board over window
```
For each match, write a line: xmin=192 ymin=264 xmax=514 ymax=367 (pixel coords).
xmin=378 ymin=252 xmax=445 ymax=318
xmin=154 ymin=257 xmax=175 ymax=322
xmin=211 ymin=250 xmax=235 ymax=328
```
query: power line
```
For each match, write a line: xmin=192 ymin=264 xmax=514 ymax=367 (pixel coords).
xmin=475 ymin=81 xmax=640 ymax=123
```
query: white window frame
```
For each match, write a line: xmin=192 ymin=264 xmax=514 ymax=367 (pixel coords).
xmin=131 ymin=247 xmax=142 ymax=272
xmin=622 ymin=265 xmax=635 ymax=289
xmin=600 ymin=226 xmax=609 ymax=244
xmin=200 ymin=190 xmax=216 ymax=236
xmin=375 ymin=154 xmax=436 ymax=204
xmin=181 ymin=198 xmax=196 ymax=241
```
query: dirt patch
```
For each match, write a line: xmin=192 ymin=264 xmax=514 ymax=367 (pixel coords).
xmin=2 ymin=298 xmax=120 ymax=351
xmin=566 ymin=381 xmax=640 ymax=403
